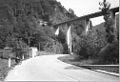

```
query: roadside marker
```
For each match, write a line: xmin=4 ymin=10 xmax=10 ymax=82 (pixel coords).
xmin=22 ymin=54 xmax=24 ymax=60
xmin=8 ymin=58 xmax=11 ymax=67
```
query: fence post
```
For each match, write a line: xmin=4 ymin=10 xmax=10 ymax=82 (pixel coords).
xmin=8 ymin=57 xmax=11 ymax=67
xmin=22 ymin=54 xmax=24 ymax=60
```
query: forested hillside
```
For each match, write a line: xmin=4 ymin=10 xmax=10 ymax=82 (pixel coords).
xmin=0 ymin=0 xmax=76 ymax=54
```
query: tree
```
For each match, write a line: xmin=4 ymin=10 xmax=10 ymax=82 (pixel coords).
xmin=99 ymin=0 xmax=116 ymax=43
xmin=98 ymin=0 xmax=119 ymax=64
xmin=68 ymin=8 xmax=75 ymax=15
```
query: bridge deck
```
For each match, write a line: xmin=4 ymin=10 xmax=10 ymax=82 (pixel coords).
xmin=54 ymin=7 xmax=119 ymax=27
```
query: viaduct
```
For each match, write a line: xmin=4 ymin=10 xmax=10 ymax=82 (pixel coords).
xmin=53 ymin=7 xmax=119 ymax=34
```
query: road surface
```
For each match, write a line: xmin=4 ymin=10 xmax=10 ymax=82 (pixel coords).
xmin=5 ymin=54 xmax=119 ymax=81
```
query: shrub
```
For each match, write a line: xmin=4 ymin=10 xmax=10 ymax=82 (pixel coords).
xmin=72 ymin=27 xmax=107 ymax=59
xmin=98 ymin=41 xmax=119 ymax=64
xmin=43 ymin=39 xmax=63 ymax=54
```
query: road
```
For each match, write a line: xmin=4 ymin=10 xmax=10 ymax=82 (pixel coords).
xmin=5 ymin=54 xmax=119 ymax=81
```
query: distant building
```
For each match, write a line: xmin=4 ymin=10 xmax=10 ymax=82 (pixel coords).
xmin=37 ymin=19 xmax=48 ymax=26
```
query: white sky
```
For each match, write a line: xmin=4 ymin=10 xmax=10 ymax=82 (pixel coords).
xmin=56 ymin=0 xmax=119 ymax=26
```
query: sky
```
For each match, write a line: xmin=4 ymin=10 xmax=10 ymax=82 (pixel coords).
xmin=56 ymin=0 xmax=119 ymax=26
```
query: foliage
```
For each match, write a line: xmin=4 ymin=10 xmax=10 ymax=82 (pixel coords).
xmin=99 ymin=0 xmax=117 ymax=43
xmin=72 ymin=12 xmax=118 ymax=64
xmin=44 ymin=40 xmax=63 ymax=54
xmin=72 ymin=26 xmax=107 ymax=59
xmin=0 ymin=0 xmax=118 ymax=65
xmin=70 ymin=0 xmax=119 ymax=65
xmin=96 ymin=0 xmax=119 ymax=64
xmin=0 ymin=0 xmax=76 ymax=55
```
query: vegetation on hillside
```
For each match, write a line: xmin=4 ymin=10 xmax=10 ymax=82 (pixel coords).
xmin=0 ymin=0 xmax=76 ymax=54
xmin=0 ymin=0 xmax=119 ymax=81
xmin=71 ymin=0 xmax=119 ymax=64
xmin=0 ymin=0 xmax=119 ymax=64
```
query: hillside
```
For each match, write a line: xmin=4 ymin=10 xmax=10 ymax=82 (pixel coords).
xmin=0 ymin=0 xmax=119 ymax=64
xmin=0 ymin=0 xmax=76 ymax=24
xmin=0 ymin=0 xmax=119 ymax=81
xmin=0 ymin=0 xmax=77 ymax=54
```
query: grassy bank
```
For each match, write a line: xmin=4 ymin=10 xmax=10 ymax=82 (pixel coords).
xmin=0 ymin=58 xmax=16 ymax=81
xmin=58 ymin=55 xmax=119 ymax=73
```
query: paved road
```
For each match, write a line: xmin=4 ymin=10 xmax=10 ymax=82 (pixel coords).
xmin=5 ymin=54 xmax=119 ymax=81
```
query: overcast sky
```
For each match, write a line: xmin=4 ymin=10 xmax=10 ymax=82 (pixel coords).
xmin=56 ymin=0 xmax=119 ymax=26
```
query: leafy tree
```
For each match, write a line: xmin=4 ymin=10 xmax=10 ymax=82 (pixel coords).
xmin=68 ymin=8 xmax=75 ymax=15
xmin=97 ymin=0 xmax=119 ymax=64
xmin=0 ymin=0 xmax=76 ymax=55
xmin=99 ymin=0 xmax=116 ymax=43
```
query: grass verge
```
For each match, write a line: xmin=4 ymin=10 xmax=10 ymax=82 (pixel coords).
xmin=0 ymin=58 xmax=16 ymax=81
xmin=58 ymin=55 xmax=119 ymax=73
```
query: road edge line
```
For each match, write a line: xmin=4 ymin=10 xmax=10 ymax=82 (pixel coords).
xmin=94 ymin=69 xmax=119 ymax=77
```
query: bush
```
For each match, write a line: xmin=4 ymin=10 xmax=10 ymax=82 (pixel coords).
xmin=62 ymin=42 xmax=69 ymax=54
xmin=6 ymin=39 xmax=28 ymax=61
xmin=98 ymin=41 xmax=119 ymax=64
xmin=72 ymin=29 xmax=107 ymax=59
xmin=43 ymin=40 xmax=63 ymax=54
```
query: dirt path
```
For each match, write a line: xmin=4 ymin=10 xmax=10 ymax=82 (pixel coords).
xmin=5 ymin=54 xmax=119 ymax=81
